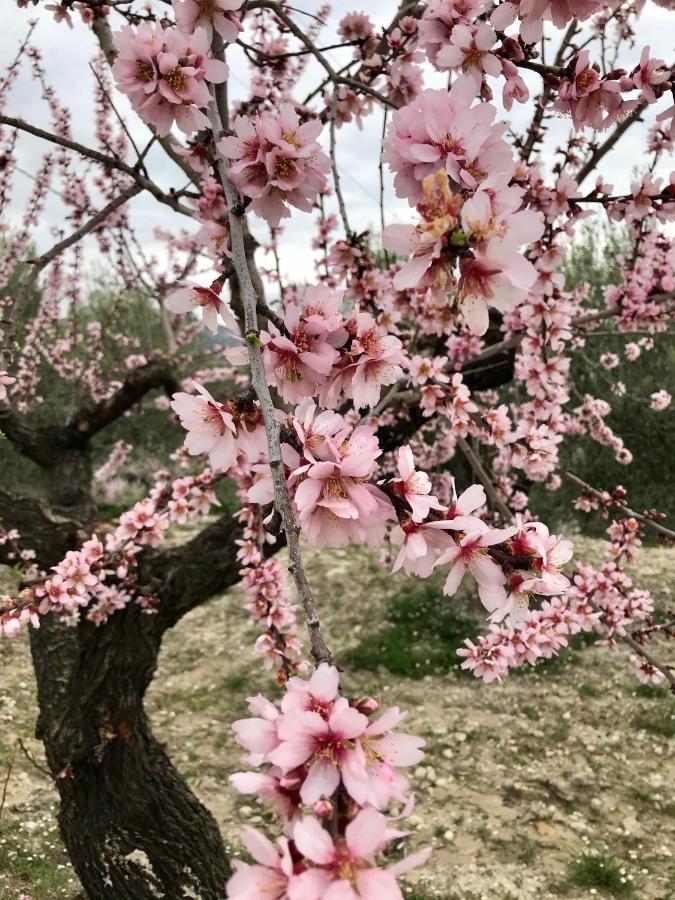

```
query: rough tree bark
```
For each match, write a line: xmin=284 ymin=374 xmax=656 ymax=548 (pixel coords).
xmin=0 ymin=359 xmax=245 ymax=899
xmin=30 ymin=515 xmax=242 ymax=899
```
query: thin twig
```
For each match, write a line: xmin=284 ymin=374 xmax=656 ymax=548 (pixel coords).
xmin=379 ymin=107 xmax=388 ymax=247
xmin=330 ymin=93 xmax=351 ymax=237
xmin=561 ymin=470 xmax=675 ymax=541
xmin=0 ymin=115 xmax=193 ymax=216
xmin=89 ymin=60 xmax=144 ymax=164
xmin=208 ymin=54 xmax=332 ymax=666
xmin=457 ymin=436 xmax=512 ymax=520
xmin=260 ymin=1 xmax=397 ymax=110
xmin=576 ymin=101 xmax=647 ymax=185
xmin=0 ymin=745 xmax=16 ymax=821
xmin=18 ymin=738 xmax=53 ymax=780
xmin=29 ymin=183 xmax=142 ymax=280
xmin=586 ymin=598 xmax=675 ymax=693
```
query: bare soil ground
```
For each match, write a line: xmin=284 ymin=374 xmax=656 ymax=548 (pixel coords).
xmin=1 ymin=536 xmax=674 ymax=900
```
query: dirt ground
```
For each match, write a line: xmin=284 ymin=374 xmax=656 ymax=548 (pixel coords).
xmin=1 ymin=536 xmax=674 ymax=900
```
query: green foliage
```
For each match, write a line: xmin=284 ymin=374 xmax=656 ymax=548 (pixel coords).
xmin=344 ymin=575 xmax=480 ymax=679
xmin=561 ymin=221 xmax=631 ymax=307
xmin=626 ymin=682 xmax=670 ymax=700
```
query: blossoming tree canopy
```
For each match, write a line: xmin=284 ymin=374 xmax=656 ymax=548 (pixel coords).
xmin=0 ymin=0 xmax=674 ymax=896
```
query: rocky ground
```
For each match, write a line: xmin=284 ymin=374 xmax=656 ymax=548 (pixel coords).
xmin=1 ymin=536 xmax=674 ymax=900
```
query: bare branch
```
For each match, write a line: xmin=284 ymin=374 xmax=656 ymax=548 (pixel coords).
xmin=67 ymin=358 xmax=180 ymax=442
xmin=330 ymin=95 xmax=351 ymax=237
xmin=576 ymin=101 xmax=647 ymax=185
xmin=28 ymin=183 xmax=142 ymax=283
xmin=457 ymin=436 xmax=512 ymax=521
xmin=0 ymin=115 xmax=194 ymax=217
xmin=586 ymin=598 xmax=675 ymax=692
xmin=257 ymin=1 xmax=398 ymax=110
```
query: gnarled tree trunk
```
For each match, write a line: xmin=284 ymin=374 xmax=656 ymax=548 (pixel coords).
xmin=1 ymin=474 xmax=242 ymax=898
xmin=31 ymin=610 xmax=231 ymax=900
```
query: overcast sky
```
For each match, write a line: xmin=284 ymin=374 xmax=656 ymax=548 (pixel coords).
xmin=2 ymin=1 xmax=673 ymax=298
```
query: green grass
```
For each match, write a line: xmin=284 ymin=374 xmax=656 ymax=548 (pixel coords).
xmin=578 ymin=681 xmax=602 ymax=698
xmin=626 ymin=682 xmax=670 ymax=700
xmin=562 ymin=852 xmax=635 ymax=897
xmin=343 ymin=572 xmax=603 ymax=681
xmin=631 ymin=709 xmax=675 ymax=738
xmin=343 ymin=578 xmax=480 ymax=679
xmin=515 ymin=837 xmax=538 ymax=864
xmin=0 ymin=823 xmax=77 ymax=900
xmin=222 ymin=672 xmax=249 ymax=692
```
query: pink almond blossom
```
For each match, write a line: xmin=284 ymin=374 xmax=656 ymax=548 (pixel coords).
xmin=171 ymin=382 xmax=238 ymax=471
xmin=435 ymin=522 xmax=517 ymax=605
xmin=173 ymin=0 xmax=244 ymax=43
xmin=389 ymin=445 xmax=444 ymax=521
xmin=166 ymin=279 xmax=239 ymax=334
xmin=435 ymin=24 xmax=502 ymax=87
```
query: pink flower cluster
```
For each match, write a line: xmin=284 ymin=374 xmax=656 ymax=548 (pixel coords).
xmin=489 ymin=0 xmax=604 ymax=45
xmin=382 ymin=76 xmax=513 ymax=205
xmin=171 ymin=382 xmax=267 ymax=473
xmin=279 ymin=400 xmax=394 ymax=550
xmin=383 ymin=168 xmax=543 ymax=335
xmin=1 ymin=471 xmax=219 ymax=636
xmin=391 ymin=481 xmax=574 ymax=627
xmin=458 ymin=597 xmax=600 ymax=682
xmin=228 ymin=806 xmax=430 ymax=899
xmin=381 ymin=73 xmax=546 ymax=336
xmin=232 ymin=664 xmax=425 ymax=810
xmin=228 ymin=664 xmax=429 ymax=897
xmin=632 ymin=656 xmax=666 ymax=686
xmin=173 ymin=0 xmax=244 ymax=43
xmin=565 ymin=506 xmax=671 ymax=688
xmin=219 ymin=105 xmax=330 ymax=227
xmin=94 ymin=439 xmax=132 ymax=484
xmin=260 ymin=285 xmax=406 ymax=410
xmin=112 ymin=24 xmax=228 ymax=136
xmin=555 ymin=47 xmax=671 ymax=132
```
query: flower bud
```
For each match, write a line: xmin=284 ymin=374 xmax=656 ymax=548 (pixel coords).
xmin=354 ymin=696 xmax=379 ymax=715
xmin=313 ymin=798 xmax=333 ymax=818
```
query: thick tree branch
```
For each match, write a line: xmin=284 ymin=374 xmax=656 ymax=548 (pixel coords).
xmin=142 ymin=512 xmax=243 ymax=631
xmin=0 ymin=406 xmax=50 ymax=466
xmin=68 ymin=358 xmax=180 ymax=442
xmin=0 ymin=490 xmax=84 ymax=567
